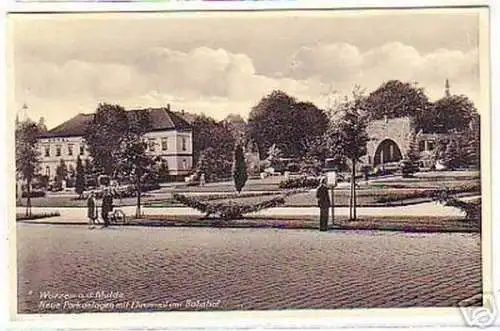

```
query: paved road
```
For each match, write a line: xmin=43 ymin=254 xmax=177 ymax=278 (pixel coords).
xmin=17 ymin=223 xmax=481 ymax=314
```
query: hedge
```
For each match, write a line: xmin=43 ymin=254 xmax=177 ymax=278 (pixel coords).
xmin=172 ymin=190 xmax=302 ymax=220
xmin=21 ymin=190 xmax=46 ymax=198
xmin=279 ymin=176 xmax=320 ymax=189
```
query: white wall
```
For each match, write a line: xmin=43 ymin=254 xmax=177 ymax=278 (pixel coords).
xmin=37 ymin=130 xmax=193 ymax=178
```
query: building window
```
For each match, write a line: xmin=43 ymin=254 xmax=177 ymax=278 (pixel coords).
xmin=80 ymin=145 xmax=85 ymax=155
xmin=182 ymin=159 xmax=187 ymax=169
xmin=45 ymin=166 xmax=50 ymax=177
xmin=161 ymin=137 xmax=168 ymax=151
xmin=55 ymin=145 xmax=61 ymax=157
xmin=427 ymin=141 xmax=435 ymax=151
xmin=68 ymin=144 xmax=74 ymax=156
xmin=44 ymin=145 xmax=50 ymax=157
xmin=419 ymin=141 xmax=425 ymax=152
xmin=182 ymin=137 xmax=187 ymax=151
xmin=148 ymin=138 xmax=156 ymax=152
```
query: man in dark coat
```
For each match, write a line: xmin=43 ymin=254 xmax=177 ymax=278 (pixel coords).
xmin=87 ymin=191 xmax=98 ymax=229
xmin=316 ymin=177 xmax=331 ymax=231
xmin=101 ymin=189 xmax=113 ymax=228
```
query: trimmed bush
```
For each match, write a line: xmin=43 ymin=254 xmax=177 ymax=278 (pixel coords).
xmin=279 ymin=176 xmax=320 ymax=189
xmin=21 ymin=190 xmax=46 ymax=198
xmin=173 ymin=191 xmax=300 ymax=220
xmin=375 ymin=182 xmax=480 ymax=203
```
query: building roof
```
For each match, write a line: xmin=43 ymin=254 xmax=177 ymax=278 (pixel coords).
xmin=40 ymin=107 xmax=192 ymax=138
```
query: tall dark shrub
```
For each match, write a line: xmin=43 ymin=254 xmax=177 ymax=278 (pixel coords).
xmin=233 ymin=144 xmax=248 ymax=193
xmin=75 ymin=156 xmax=85 ymax=198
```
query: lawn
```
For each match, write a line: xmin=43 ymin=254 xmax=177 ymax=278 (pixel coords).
xmin=17 ymin=171 xmax=481 ymax=208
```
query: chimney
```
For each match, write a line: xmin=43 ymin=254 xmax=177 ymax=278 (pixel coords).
xmin=181 ymin=109 xmax=185 ymax=115
xmin=166 ymin=104 xmax=171 ymax=112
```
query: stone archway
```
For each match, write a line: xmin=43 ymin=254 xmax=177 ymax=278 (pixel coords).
xmin=373 ymin=139 xmax=403 ymax=166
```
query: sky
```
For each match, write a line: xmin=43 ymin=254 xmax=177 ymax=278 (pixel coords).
xmin=9 ymin=9 xmax=484 ymax=130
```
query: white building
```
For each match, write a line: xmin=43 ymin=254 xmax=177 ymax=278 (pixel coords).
xmin=37 ymin=105 xmax=193 ymax=179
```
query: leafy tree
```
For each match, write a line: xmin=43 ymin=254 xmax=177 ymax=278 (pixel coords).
xmin=195 ymin=147 xmax=232 ymax=181
xmin=37 ymin=117 xmax=48 ymax=133
xmin=15 ymin=119 xmax=41 ymax=216
xmin=442 ymin=138 xmax=462 ymax=170
xmin=224 ymin=114 xmax=247 ymax=142
xmin=55 ymin=159 xmax=68 ymax=188
xmin=406 ymin=131 xmax=420 ymax=164
xmin=157 ymin=158 xmax=170 ymax=182
xmin=247 ymin=90 xmax=328 ymax=158
xmin=115 ymin=110 xmax=154 ymax=218
xmin=429 ymin=95 xmax=477 ymax=133
xmin=363 ymin=80 xmax=431 ymax=129
xmin=75 ymin=155 xmax=85 ymax=198
xmin=191 ymin=114 xmax=235 ymax=166
xmin=83 ymin=103 xmax=129 ymax=176
xmin=233 ymin=144 xmax=248 ymax=193
xmin=463 ymin=116 xmax=480 ymax=169
xmin=326 ymin=91 xmax=369 ymax=220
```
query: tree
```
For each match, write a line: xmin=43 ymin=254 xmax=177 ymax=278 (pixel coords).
xmin=429 ymin=95 xmax=477 ymax=133
xmin=83 ymin=103 xmax=129 ymax=176
xmin=224 ymin=114 xmax=247 ymax=142
xmin=326 ymin=92 xmax=369 ymax=221
xmin=75 ymin=155 xmax=85 ymax=198
xmin=195 ymin=147 xmax=232 ymax=181
xmin=442 ymin=138 xmax=462 ymax=170
xmin=363 ymin=80 xmax=431 ymax=129
xmin=247 ymin=90 xmax=328 ymax=158
xmin=115 ymin=110 xmax=154 ymax=218
xmin=406 ymin=131 xmax=420 ymax=164
xmin=233 ymin=144 xmax=248 ymax=193
xmin=16 ymin=119 xmax=41 ymax=216
xmin=157 ymin=158 xmax=170 ymax=182
xmin=37 ymin=117 xmax=48 ymax=133
xmin=463 ymin=116 xmax=480 ymax=169
xmin=55 ymin=159 xmax=68 ymax=188
xmin=191 ymin=114 xmax=236 ymax=176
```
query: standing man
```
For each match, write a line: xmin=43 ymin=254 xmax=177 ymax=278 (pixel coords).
xmin=315 ymin=177 xmax=331 ymax=232
xmin=87 ymin=191 xmax=98 ymax=229
xmin=101 ymin=189 xmax=113 ymax=228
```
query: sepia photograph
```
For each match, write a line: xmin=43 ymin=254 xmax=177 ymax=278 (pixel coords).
xmin=8 ymin=6 xmax=491 ymax=326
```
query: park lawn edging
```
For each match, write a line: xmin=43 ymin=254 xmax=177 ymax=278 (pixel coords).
xmin=130 ymin=214 xmax=479 ymax=233
xmin=16 ymin=211 xmax=61 ymax=221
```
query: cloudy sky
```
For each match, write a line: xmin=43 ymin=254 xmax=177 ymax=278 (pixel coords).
xmin=10 ymin=9 xmax=484 ymax=129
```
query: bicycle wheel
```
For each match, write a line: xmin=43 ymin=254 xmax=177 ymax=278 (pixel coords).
xmin=113 ymin=209 xmax=126 ymax=225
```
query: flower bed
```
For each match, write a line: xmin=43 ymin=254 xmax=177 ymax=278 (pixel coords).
xmin=375 ymin=182 xmax=480 ymax=203
xmin=278 ymin=176 xmax=320 ymax=189
xmin=172 ymin=190 xmax=302 ymax=220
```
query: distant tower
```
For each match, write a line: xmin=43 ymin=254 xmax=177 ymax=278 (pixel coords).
xmin=445 ymin=79 xmax=451 ymax=97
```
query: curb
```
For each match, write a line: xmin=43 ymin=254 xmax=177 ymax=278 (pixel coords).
xmin=17 ymin=220 xmax=480 ymax=233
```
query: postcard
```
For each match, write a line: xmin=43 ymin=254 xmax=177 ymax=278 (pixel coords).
xmin=7 ymin=5 xmax=494 ymax=330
